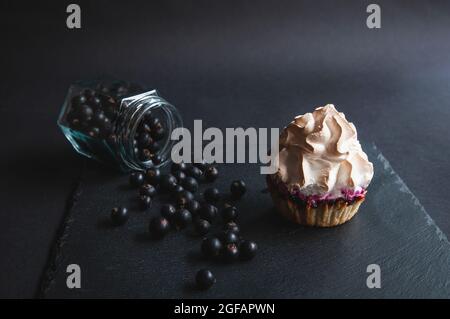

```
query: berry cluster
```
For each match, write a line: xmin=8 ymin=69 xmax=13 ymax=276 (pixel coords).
xmin=66 ymin=81 xmax=143 ymax=137
xmin=65 ymin=81 xmax=167 ymax=166
xmin=66 ymin=88 xmax=118 ymax=139
xmin=132 ymin=113 xmax=166 ymax=164
xmin=110 ymin=161 xmax=257 ymax=290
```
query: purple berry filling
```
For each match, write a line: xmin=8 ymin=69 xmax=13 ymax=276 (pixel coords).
xmin=267 ymin=175 xmax=366 ymax=208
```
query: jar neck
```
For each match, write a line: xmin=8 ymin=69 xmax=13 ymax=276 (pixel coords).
xmin=115 ymin=90 xmax=182 ymax=171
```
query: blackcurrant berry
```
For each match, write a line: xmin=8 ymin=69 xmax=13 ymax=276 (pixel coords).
xmin=194 ymin=219 xmax=211 ymax=236
xmin=171 ymin=184 xmax=184 ymax=195
xmin=139 ymin=148 xmax=152 ymax=162
xmin=71 ymin=94 xmax=86 ymax=107
xmin=174 ymin=209 xmax=192 ymax=229
xmin=221 ymin=206 xmax=238 ymax=222
xmin=149 ymin=217 xmax=170 ymax=239
xmin=161 ymin=204 xmax=177 ymax=221
xmin=183 ymin=176 xmax=199 ymax=193
xmin=204 ymin=166 xmax=219 ymax=182
xmin=160 ymin=174 xmax=177 ymax=192
xmin=195 ymin=269 xmax=216 ymax=290
xmin=149 ymin=141 xmax=161 ymax=153
xmin=99 ymin=117 xmax=112 ymax=134
xmin=93 ymin=110 xmax=106 ymax=126
xmin=110 ymin=207 xmax=129 ymax=226
xmin=187 ymin=200 xmax=201 ymax=215
xmin=223 ymin=221 xmax=240 ymax=234
xmin=88 ymin=127 xmax=100 ymax=138
xmin=204 ymin=187 xmax=220 ymax=203
xmin=152 ymin=154 xmax=163 ymax=165
xmin=218 ymin=230 xmax=239 ymax=244
xmin=89 ymin=96 xmax=102 ymax=109
xmin=230 ymin=180 xmax=246 ymax=199
xmin=138 ymin=132 xmax=153 ymax=148
xmin=139 ymin=184 xmax=157 ymax=197
xmin=187 ymin=166 xmax=203 ymax=179
xmin=82 ymin=88 xmax=95 ymax=98
xmin=175 ymin=190 xmax=194 ymax=208
xmin=239 ymin=240 xmax=258 ymax=261
xmin=148 ymin=116 xmax=161 ymax=128
xmin=173 ymin=171 xmax=187 ymax=184
xmin=145 ymin=168 xmax=161 ymax=185
xmin=199 ymin=204 xmax=218 ymax=223
xmin=193 ymin=161 xmax=208 ymax=171
xmin=129 ymin=172 xmax=145 ymax=187
xmin=139 ymin=195 xmax=152 ymax=210
xmin=138 ymin=122 xmax=151 ymax=134
xmin=222 ymin=243 xmax=239 ymax=262
xmin=78 ymin=104 xmax=93 ymax=122
xmin=171 ymin=162 xmax=188 ymax=173
xmin=201 ymin=237 xmax=222 ymax=258
xmin=151 ymin=125 xmax=165 ymax=140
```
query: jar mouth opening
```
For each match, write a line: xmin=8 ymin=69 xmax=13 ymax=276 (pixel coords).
xmin=118 ymin=90 xmax=182 ymax=171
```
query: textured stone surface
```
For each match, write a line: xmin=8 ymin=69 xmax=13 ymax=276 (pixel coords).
xmin=41 ymin=144 xmax=450 ymax=298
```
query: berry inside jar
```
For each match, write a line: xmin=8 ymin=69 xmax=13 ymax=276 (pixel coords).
xmin=58 ymin=79 xmax=182 ymax=171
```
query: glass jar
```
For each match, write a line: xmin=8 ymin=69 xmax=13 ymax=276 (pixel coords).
xmin=57 ymin=79 xmax=183 ymax=171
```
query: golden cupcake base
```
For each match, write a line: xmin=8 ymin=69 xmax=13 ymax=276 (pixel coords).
xmin=267 ymin=181 xmax=365 ymax=227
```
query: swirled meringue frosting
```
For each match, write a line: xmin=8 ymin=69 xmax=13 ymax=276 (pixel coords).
xmin=276 ymin=104 xmax=373 ymax=199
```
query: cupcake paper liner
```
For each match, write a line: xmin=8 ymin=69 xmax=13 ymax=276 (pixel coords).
xmin=267 ymin=180 xmax=365 ymax=227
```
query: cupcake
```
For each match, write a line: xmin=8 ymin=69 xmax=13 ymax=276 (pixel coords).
xmin=267 ymin=104 xmax=374 ymax=227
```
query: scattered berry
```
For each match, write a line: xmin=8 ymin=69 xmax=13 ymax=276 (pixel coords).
xmin=187 ymin=166 xmax=203 ymax=179
xmin=204 ymin=166 xmax=219 ymax=182
xmin=139 ymin=195 xmax=152 ymax=210
xmin=161 ymin=204 xmax=177 ymax=221
xmin=195 ymin=269 xmax=215 ymax=290
xmin=145 ymin=168 xmax=161 ymax=185
xmin=129 ymin=172 xmax=145 ymax=187
xmin=187 ymin=200 xmax=201 ymax=215
xmin=222 ymin=243 xmax=239 ymax=262
xmin=174 ymin=209 xmax=192 ymax=229
xmin=221 ymin=206 xmax=238 ymax=222
xmin=239 ymin=240 xmax=258 ymax=261
xmin=193 ymin=161 xmax=208 ymax=171
xmin=149 ymin=217 xmax=170 ymax=239
xmin=171 ymin=162 xmax=188 ymax=173
xmin=110 ymin=207 xmax=129 ymax=226
xmin=204 ymin=188 xmax=220 ymax=203
xmin=171 ymin=184 xmax=185 ymax=195
xmin=223 ymin=221 xmax=240 ymax=234
xmin=173 ymin=170 xmax=187 ymax=184
xmin=183 ymin=176 xmax=199 ymax=193
xmin=230 ymin=180 xmax=246 ymax=199
xmin=199 ymin=203 xmax=218 ymax=222
xmin=139 ymin=184 xmax=157 ymax=197
xmin=201 ymin=237 xmax=222 ymax=258
xmin=219 ymin=230 xmax=239 ymax=244
xmin=194 ymin=219 xmax=211 ymax=236
xmin=160 ymin=174 xmax=177 ymax=192
xmin=175 ymin=190 xmax=194 ymax=208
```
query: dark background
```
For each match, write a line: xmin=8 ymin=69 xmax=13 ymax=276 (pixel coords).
xmin=1 ymin=0 xmax=449 ymax=298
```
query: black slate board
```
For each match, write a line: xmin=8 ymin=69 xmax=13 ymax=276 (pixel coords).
xmin=39 ymin=144 xmax=450 ymax=298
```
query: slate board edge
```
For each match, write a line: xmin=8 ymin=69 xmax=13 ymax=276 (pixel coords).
xmin=371 ymin=143 xmax=450 ymax=245
xmin=36 ymin=161 xmax=86 ymax=298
